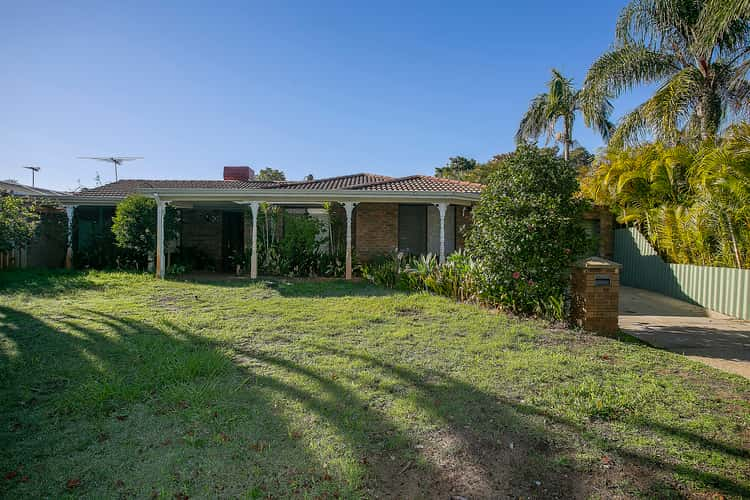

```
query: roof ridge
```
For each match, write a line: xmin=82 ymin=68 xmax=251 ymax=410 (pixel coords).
xmin=350 ymin=174 xmax=424 ymax=190
xmin=420 ymin=175 xmax=484 ymax=188
xmin=265 ymin=172 xmax=392 ymax=190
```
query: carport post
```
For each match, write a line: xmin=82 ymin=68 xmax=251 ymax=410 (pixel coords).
xmin=64 ymin=205 xmax=77 ymax=269
xmin=155 ymin=195 xmax=166 ymax=279
xmin=250 ymin=201 xmax=260 ymax=279
xmin=344 ymin=202 xmax=357 ymax=280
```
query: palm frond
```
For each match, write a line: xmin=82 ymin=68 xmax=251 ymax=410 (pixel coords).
xmin=516 ymin=93 xmax=551 ymax=144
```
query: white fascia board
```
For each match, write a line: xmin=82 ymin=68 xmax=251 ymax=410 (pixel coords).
xmin=133 ymin=188 xmax=480 ymax=205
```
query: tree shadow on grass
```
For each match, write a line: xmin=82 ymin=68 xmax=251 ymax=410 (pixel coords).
xmin=2 ymin=293 xmax=748 ymax=498
xmin=0 ymin=269 xmax=101 ymax=296
xmin=307 ymin=343 xmax=750 ymax=498
xmin=0 ymin=306 xmax=349 ymax=497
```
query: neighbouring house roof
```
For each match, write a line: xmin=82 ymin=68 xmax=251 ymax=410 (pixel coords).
xmin=58 ymin=173 xmax=483 ymax=205
xmin=0 ymin=180 xmax=68 ymax=197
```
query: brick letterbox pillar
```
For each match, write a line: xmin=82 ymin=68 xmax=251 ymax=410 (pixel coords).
xmin=570 ymin=257 xmax=621 ymax=335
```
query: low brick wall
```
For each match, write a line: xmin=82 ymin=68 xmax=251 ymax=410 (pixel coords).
xmin=355 ymin=203 xmax=398 ymax=261
xmin=570 ymin=258 xmax=620 ymax=335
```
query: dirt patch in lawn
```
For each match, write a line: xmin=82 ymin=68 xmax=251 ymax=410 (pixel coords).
xmin=369 ymin=427 xmax=591 ymax=498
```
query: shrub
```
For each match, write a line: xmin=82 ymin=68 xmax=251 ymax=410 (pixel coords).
xmin=111 ymin=195 xmax=178 ymax=270
xmin=360 ymin=250 xmax=481 ymax=303
xmin=359 ymin=251 xmax=403 ymax=288
xmin=466 ymin=143 xmax=588 ymax=316
xmin=0 ymin=193 xmax=39 ymax=253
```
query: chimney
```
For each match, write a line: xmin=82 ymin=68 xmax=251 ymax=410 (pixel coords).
xmin=223 ymin=166 xmax=254 ymax=181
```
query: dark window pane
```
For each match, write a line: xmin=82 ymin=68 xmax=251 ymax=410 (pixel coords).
xmin=398 ymin=205 xmax=426 ymax=255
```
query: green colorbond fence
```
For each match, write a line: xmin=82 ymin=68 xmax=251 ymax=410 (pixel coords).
xmin=613 ymin=227 xmax=750 ymax=320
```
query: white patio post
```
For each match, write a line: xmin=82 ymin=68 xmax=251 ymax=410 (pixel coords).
xmin=155 ymin=195 xmax=166 ymax=279
xmin=64 ymin=205 xmax=76 ymax=269
xmin=435 ymin=202 xmax=448 ymax=264
xmin=344 ymin=202 xmax=357 ymax=280
xmin=250 ymin=201 xmax=260 ymax=279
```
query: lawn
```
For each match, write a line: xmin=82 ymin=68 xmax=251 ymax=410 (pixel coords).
xmin=0 ymin=271 xmax=748 ymax=499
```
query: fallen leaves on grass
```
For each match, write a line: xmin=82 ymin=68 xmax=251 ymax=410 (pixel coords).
xmin=66 ymin=478 xmax=81 ymax=490
xmin=4 ymin=470 xmax=18 ymax=481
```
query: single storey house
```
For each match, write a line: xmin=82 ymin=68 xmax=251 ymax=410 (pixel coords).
xmin=56 ymin=167 xmax=483 ymax=279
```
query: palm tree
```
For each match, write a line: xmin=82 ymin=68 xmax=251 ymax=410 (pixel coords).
xmin=516 ymin=69 xmax=613 ymax=162
xmin=582 ymin=0 xmax=750 ymax=149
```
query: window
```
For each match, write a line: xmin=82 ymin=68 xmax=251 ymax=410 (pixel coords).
xmin=398 ymin=205 xmax=427 ymax=255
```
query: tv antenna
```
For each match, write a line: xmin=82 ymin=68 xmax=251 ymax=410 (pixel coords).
xmin=78 ymin=156 xmax=143 ymax=181
xmin=23 ymin=165 xmax=40 ymax=187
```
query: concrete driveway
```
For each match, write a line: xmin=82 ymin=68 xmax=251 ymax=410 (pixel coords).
xmin=619 ymin=286 xmax=750 ymax=379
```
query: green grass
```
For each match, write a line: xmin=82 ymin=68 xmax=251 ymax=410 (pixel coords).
xmin=1 ymin=270 xmax=748 ymax=498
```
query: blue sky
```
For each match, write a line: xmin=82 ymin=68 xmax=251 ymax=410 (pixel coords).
xmin=1 ymin=1 xmax=650 ymax=190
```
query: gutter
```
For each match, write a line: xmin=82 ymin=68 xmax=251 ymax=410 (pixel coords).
xmin=53 ymin=189 xmax=480 ymax=206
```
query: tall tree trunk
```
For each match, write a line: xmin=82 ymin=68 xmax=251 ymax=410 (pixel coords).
xmin=562 ymin=118 xmax=571 ymax=162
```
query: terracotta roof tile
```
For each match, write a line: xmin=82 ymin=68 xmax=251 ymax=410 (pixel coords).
xmin=268 ymin=173 xmax=393 ymax=190
xmin=70 ymin=179 xmax=283 ymax=198
xmin=63 ymin=173 xmax=482 ymax=201
xmin=352 ymin=175 xmax=483 ymax=194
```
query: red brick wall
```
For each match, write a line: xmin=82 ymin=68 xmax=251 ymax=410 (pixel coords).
xmin=583 ymin=207 xmax=614 ymax=258
xmin=180 ymin=209 xmax=223 ymax=270
xmin=355 ymin=203 xmax=398 ymax=261
xmin=455 ymin=206 xmax=473 ymax=249
xmin=570 ymin=265 xmax=620 ymax=335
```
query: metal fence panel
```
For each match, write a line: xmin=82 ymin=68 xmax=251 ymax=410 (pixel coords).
xmin=613 ymin=227 xmax=750 ymax=320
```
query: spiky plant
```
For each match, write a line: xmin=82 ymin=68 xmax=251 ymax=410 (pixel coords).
xmin=582 ymin=0 xmax=750 ymax=148
xmin=516 ymin=69 xmax=613 ymax=161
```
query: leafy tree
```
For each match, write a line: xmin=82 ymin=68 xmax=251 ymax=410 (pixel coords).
xmin=517 ymin=69 xmax=613 ymax=161
xmin=257 ymin=167 xmax=286 ymax=182
xmin=580 ymin=130 xmax=750 ymax=268
xmin=436 ymin=146 xmax=594 ymax=184
xmin=0 ymin=194 xmax=39 ymax=252
xmin=582 ymin=0 xmax=750 ymax=148
xmin=111 ymin=195 xmax=178 ymax=269
xmin=467 ymin=144 xmax=588 ymax=315
xmin=304 ymin=174 xmax=314 ymax=181
xmin=435 ymin=156 xmax=479 ymax=180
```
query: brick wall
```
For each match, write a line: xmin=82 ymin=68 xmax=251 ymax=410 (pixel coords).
xmin=355 ymin=203 xmax=398 ymax=261
xmin=570 ymin=261 xmax=620 ymax=335
xmin=180 ymin=209 xmax=223 ymax=269
xmin=455 ymin=206 xmax=473 ymax=249
xmin=583 ymin=207 xmax=614 ymax=258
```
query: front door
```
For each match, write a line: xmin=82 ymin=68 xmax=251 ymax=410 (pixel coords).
xmin=221 ymin=212 xmax=244 ymax=272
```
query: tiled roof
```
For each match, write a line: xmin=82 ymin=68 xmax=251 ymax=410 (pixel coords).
xmin=0 ymin=180 xmax=68 ymax=197
xmin=70 ymin=179 xmax=284 ymax=198
xmin=268 ymin=173 xmax=392 ymax=190
xmin=352 ymin=175 xmax=483 ymax=194
xmin=63 ymin=174 xmax=482 ymax=200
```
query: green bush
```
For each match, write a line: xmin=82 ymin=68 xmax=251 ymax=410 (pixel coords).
xmin=111 ymin=195 xmax=178 ymax=270
xmin=466 ymin=144 xmax=588 ymax=316
xmin=360 ymin=250 xmax=480 ymax=303
xmin=0 ymin=193 xmax=39 ymax=253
